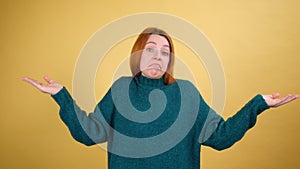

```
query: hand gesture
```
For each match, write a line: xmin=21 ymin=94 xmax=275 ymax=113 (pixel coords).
xmin=262 ymin=93 xmax=300 ymax=108
xmin=22 ymin=76 xmax=63 ymax=95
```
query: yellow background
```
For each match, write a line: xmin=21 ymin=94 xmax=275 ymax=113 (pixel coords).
xmin=1 ymin=0 xmax=300 ymax=169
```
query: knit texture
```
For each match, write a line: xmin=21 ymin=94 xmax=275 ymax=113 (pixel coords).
xmin=51 ymin=75 xmax=269 ymax=169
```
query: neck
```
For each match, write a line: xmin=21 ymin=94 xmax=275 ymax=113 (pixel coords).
xmin=136 ymin=74 xmax=165 ymax=87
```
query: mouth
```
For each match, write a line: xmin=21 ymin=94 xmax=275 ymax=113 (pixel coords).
xmin=148 ymin=63 xmax=162 ymax=70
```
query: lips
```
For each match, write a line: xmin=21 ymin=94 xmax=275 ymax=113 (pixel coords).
xmin=148 ymin=63 xmax=162 ymax=69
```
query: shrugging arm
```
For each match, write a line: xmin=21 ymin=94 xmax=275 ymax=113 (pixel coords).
xmin=51 ymin=87 xmax=114 ymax=146
xmin=200 ymin=94 xmax=269 ymax=150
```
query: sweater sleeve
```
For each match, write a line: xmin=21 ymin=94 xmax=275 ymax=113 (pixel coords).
xmin=200 ymin=94 xmax=270 ymax=150
xmin=51 ymin=87 xmax=114 ymax=146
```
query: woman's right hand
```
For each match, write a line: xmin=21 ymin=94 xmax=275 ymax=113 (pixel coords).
xmin=22 ymin=76 xmax=63 ymax=95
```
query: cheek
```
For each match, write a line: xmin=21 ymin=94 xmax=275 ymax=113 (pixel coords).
xmin=140 ymin=54 xmax=149 ymax=70
xmin=162 ymin=57 xmax=170 ymax=71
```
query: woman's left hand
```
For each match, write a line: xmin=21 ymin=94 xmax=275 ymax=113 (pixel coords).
xmin=262 ymin=93 xmax=300 ymax=108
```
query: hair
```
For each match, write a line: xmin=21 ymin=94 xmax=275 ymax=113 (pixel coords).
xmin=130 ymin=27 xmax=176 ymax=85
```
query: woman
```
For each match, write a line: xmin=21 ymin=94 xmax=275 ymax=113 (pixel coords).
xmin=23 ymin=27 xmax=299 ymax=169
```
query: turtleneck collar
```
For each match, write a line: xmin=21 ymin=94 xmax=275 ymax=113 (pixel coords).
xmin=135 ymin=74 xmax=165 ymax=88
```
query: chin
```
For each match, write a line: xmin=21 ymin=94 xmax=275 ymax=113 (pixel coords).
xmin=142 ymin=70 xmax=164 ymax=79
xmin=147 ymin=74 xmax=161 ymax=79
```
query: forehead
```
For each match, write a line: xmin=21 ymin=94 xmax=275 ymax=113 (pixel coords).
xmin=146 ymin=34 xmax=169 ymax=46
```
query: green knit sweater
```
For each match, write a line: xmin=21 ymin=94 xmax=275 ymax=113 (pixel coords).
xmin=51 ymin=75 xmax=269 ymax=169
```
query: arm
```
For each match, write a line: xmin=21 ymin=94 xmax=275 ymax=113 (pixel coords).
xmin=200 ymin=94 xmax=269 ymax=150
xmin=200 ymin=93 xmax=299 ymax=151
xmin=51 ymin=87 xmax=113 ymax=146
xmin=22 ymin=76 xmax=114 ymax=146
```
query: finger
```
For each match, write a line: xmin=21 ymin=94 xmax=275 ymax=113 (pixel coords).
xmin=271 ymin=93 xmax=280 ymax=99
xmin=275 ymin=95 xmax=299 ymax=107
xmin=22 ymin=77 xmax=30 ymax=83
xmin=22 ymin=77 xmax=40 ymax=85
xmin=22 ymin=77 xmax=33 ymax=83
xmin=287 ymin=95 xmax=300 ymax=102
xmin=44 ymin=76 xmax=55 ymax=84
xmin=22 ymin=77 xmax=44 ymax=89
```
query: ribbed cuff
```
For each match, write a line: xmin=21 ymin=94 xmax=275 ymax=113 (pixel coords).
xmin=51 ymin=87 xmax=72 ymax=108
xmin=252 ymin=94 xmax=270 ymax=115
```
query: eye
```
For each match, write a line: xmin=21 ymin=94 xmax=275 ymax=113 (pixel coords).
xmin=161 ymin=51 xmax=170 ymax=57
xmin=145 ymin=47 xmax=155 ymax=53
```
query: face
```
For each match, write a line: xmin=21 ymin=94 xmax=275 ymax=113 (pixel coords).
xmin=140 ymin=34 xmax=170 ymax=79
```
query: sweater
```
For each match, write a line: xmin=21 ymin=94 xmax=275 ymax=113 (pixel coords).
xmin=51 ymin=75 xmax=270 ymax=169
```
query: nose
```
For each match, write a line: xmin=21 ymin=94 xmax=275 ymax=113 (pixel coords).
xmin=152 ymin=49 xmax=162 ymax=60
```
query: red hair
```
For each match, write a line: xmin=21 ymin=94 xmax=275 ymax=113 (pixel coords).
xmin=130 ymin=27 xmax=176 ymax=84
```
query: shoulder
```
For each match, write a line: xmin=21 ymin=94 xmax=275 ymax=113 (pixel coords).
xmin=172 ymin=79 xmax=201 ymax=99
xmin=110 ymin=76 xmax=135 ymax=94
xmin=174 ymin=78 xmax=207 ymax=102
xmin=114 ymin=76 xmax=133 ymax=82
xmin=174 ymin=79 xmax=199 ymax=92
xmin=112 ymin=76 xmax=134 ymax=86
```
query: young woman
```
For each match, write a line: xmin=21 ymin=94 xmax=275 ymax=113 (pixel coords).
xmin=23 ymin=27 xmax=299 ymax=169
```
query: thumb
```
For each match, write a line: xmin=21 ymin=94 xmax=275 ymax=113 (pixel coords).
xmin=271 ymin=93 xmax=280 ymax=99
xmin=44 ymin=76 xmax=55 ymax=84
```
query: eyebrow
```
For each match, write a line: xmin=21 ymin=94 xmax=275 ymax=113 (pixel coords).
xmin=146 ymin=41 xmax=170 ymax=48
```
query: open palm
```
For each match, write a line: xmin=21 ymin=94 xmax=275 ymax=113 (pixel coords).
xmin=262 ymin=93 xmax=300 ymax=108
xmin=22 ymin=76 xmax=63 ymax=95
